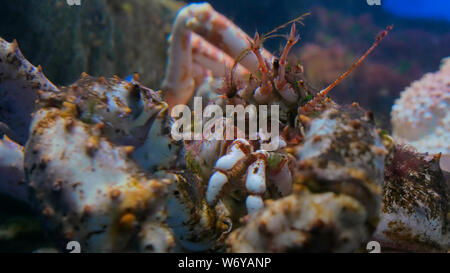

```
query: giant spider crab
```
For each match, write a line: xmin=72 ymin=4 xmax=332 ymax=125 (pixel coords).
xmin=162 ymin=3 xmax=391 ymax=216
xmin=0 ymin=3 xmax=448 ymax=253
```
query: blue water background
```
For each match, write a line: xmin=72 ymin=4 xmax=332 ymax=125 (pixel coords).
xmin=384 ymin=0 xmax=450 ymax=21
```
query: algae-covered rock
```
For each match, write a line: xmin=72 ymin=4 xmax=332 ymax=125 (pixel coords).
xmin=374 ymin=145 xmax=449 ymax=252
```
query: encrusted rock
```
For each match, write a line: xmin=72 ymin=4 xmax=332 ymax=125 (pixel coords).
xmin=227 ymin=191 xmax=369 ymax=252
xmin=374 ymin=145 xmax=449 ymax=252
xmin=296 ymin=104 xmax=386 ymax=221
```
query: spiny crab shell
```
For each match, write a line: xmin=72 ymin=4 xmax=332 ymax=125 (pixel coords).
xmin=25 ymin=77 xmax=174 ymax=252
xmin=0 ymin=38 xmax=58 ymax=145
xmin=0 ymin=34 xmax=219 ymax=252
xmin=0 ymin=3 xmax=448 ymax=253
xmin=294 ymin=103 xmax=387 ymax=220
xmin=228 ymin=101 xmax=388 ymax=252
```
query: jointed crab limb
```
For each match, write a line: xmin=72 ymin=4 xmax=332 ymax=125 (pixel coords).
xmin=162 ymin=4 xmax=195 ymax=108
xmin=205 ymin=136 xmax=291 ymax=214
xmin=206 ymin=139 xmax=252 ymax=205
xmin=268 ymin=158 xmax=293 ymax=196
xmin=162 ymin=3 xmax=274 ymax=107
xmin=275 ymin=23 xmax=300 ymax=91
xmin=191 ymin=33 xmax=250 ymax=81
xmin=299 ymin=25 xmax=393 ymax=114
xmin=245 ymin=150 xmax=268 ymax=213
xmin=251 ymin=23 xmax=301 ymax=104
xmin=251 ymin=32 xmax=274 ymax=103
xmin=163 ymin=3 xmax=306 ymax=107
xmin=180 ymin=3 xmax=273 ymax=71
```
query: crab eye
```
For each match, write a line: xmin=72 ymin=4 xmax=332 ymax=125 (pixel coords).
xmin=130 ymin=84 xmax=141 ymax=102
xmin=273 ymin=58 xmax=280 ymax=71
xmin=127 ymin=84 xmax=144 ymax=119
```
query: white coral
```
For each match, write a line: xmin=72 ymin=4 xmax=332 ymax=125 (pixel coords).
xmin=391 ymin=58 xmax=450 ymax=156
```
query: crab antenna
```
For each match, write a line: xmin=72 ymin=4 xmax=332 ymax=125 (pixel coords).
xmin=263 ymin=12 xmax=310 ymax=40
xmin=299 ymin=25 xmax=393 ymax=114
xmin=319 ymin=25 xmax=393 ymax=98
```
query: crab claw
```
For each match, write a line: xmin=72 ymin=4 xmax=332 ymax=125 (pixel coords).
xmin=206 ymin=139 xmax=252 ymax=206
xmin=275 ymin=23 xmax=300 ymax=91
xmin=252 ymin=32 xmax=261 ymax=48
xmin=289 ymin=23 xmax=300 ymax=44
xmin=206 ymin=171 xmax=229 ymax=206
xmin=245 ymin=150 xmax=268 ymax=213
xmin=245 ymin=195 xmax=264 ymax=214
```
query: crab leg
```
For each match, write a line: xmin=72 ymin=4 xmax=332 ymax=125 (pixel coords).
xmin=206 ymin=139 xmax=252 ymax=206
xmin=268 ymin=157 xmax=293 ymax=196
xmin=275 ymin=23 xmax=299 ymax=90
xmin=191 ymin=62 xmax=212 ymax=87
xmin=299 ymin=25 xmax=393 ymax=114
xmin=251 ymin=32 xmax=273 ymax=103
xmin=168 ymin=33 xmax=250 ymax=105
xmin=273 ymin=24 xmax=300 ymax=103
xmin=181 ymin=3 xmax=272 ymax=71
xmin=191 ymin=33 xmax=250 ymax=80
xmin=163 ymin=3 xmax=273 ymax=107
xmin=245 ymin=150 xmax=268 ymax=213
xmin=162 ymin=5 xmax=195 ymax=108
